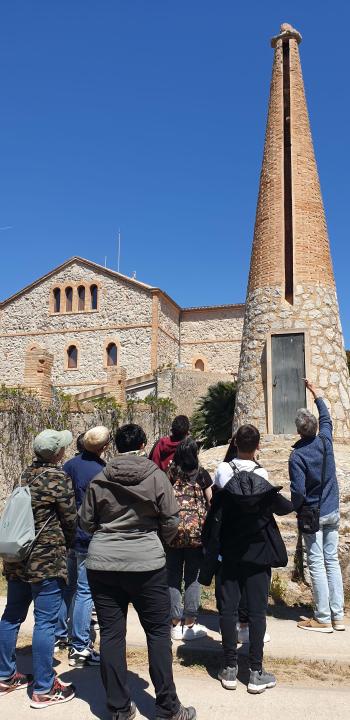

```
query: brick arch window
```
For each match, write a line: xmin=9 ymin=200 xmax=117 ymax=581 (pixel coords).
xmin=53 ymin=287 xmax=61 ymax=313
xmin=65 ymin=286 xmax=73 ymax=312
xmin=67 ymin=345 xmax=78 ymax=369
xmin=106 ymin=342 xmax=118 ymax=367
xmin=77 ymin=285 xmax=85 ymax=311
xmin=90 ymin=284 xmax=98 ymax=310
xmin=194 ymin=359 xmax=205 ymax=371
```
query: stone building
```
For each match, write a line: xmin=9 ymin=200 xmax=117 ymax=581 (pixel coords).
xmin=0 ymin=257 xmax=244 ymax=405
xmin=234 ymin=23 xmax=350 ymax=439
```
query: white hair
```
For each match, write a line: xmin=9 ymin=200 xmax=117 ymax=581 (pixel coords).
xmin=295 ymin=408 xmax=318 ymax=437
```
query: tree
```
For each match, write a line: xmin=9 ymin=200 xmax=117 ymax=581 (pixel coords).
xmin=346 ymin=350 xmax=350 ymax=375
xmin=191 ymin=381 xmax=236 ymax=449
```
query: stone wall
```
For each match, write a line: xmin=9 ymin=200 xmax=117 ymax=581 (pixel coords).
xmin=0 ymin=404 xmax=169 ymax=503
xmin=180 ymin=306 xmax=244 ymax=375
xmin=157 ymin=367 xmax=233 ymax=418
xmin=0 ymin=261 xmax=154 ymax=388
xmin=157 ymin=295 xmax=180 ymax=367
xmin=234 ymin=284 xmax=350 ymax=438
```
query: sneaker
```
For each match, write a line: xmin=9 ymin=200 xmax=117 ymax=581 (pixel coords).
xmin=171 ymin=624 xmax=183 ymax=641
xmin=297 ymin=617 xmax=333 ymax=633
xmin=332 ymin=620 xmax=346 ymax=631
xmin=0 ymin=671 xmax=33 ymax=696
xmin=218 ymin=666 xmax=238 ymax=690
xmin=30 ymin=678 xmax=75 ymax=708
xmin=54 ymin=637 xmax=70 ymax=653
xmin=237 ymin=624 xmax=270 ymax=644
xmin=182 ymin=623 xmax=207 ymax=641
xmin=112 ymin=700 xmax=137 ymax=720
xmin=247 ymin=668 xmax=276 ymax=694
xmin=156 ymin=704 xmax=196 ymax=720
xmin=68 ymin=646 xmax=100 ymax=668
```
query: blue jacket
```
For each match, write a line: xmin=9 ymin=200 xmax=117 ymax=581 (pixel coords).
xmin=289 ymin=398 xmax=339 ymax=518
xmin=63 ymin=451 xmax=106 ymax=553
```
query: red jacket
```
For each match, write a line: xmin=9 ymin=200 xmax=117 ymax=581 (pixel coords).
xmin=150 ymin=436 xmax=181 ymax=472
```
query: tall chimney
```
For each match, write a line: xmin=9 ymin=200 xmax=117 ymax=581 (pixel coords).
xmin=234 ymin=24 xmax=350 ymax=438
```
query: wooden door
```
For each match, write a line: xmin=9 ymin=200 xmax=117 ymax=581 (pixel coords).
xmin=271 ymin=333 xmax=306 ymax=434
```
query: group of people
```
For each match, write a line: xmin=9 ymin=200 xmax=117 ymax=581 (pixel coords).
xmin=0 ymin=378 xmax=345 ymax=718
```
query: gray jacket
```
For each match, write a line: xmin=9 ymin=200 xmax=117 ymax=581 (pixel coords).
xmin=79 ymin=453 xmax=179 ymax=572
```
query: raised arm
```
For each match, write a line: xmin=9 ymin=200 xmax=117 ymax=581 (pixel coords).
xmin=304 ymin=379 xmax=332 ymax=441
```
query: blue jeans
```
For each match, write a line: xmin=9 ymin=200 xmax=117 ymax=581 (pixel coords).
xmin=303 ymin=511 xmax=344 ymax=624
xmin=56 ymin=550 xmax=93 ymax=651
xmin=0 ymin=577 xmax=64 ymax=693
xmin=166 ymin=547 xmax=203 ymax=620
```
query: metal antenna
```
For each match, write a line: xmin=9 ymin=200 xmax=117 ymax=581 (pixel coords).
xmin=117 ymin=229 xmax=121 ymax=272
xmin=104 ymin=256 xmax=107 ymax=268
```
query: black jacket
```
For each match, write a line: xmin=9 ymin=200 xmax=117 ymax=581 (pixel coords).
xmin=199 ymin=467 xmax=293 ymax=585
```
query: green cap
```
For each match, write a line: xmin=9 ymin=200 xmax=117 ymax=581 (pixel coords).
xmin=33 ymin=429 xmax=73 ymax=460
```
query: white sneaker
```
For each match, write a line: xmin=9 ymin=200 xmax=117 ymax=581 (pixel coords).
xmin=237 ymin=624 xmax=270 ymax=644
xmin=182 ymin=623 xmax=207 ymax=641
xmin=171 ymin=624 xmax=184 ymax=641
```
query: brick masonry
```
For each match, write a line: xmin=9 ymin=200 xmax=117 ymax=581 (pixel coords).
xmin=234 ymin=24 xmax=350 ymax=437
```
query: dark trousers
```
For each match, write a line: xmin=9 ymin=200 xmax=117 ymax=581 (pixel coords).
xmin=87 ymin=567 xmax=180 ymax=717
xmin=215 ymin=565 xmax=248 ymax=622
xmin=219 ymin=563 xmax=271 ymax=671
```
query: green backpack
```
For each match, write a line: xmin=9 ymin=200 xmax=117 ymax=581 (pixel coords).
xmin=0 ymin=472 xmax=53 ymax=562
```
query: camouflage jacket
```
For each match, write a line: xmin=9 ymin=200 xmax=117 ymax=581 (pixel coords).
xmin=3 ymin=460 xmax=77 ymax=584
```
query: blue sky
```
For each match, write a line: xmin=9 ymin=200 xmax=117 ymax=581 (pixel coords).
xmin=1 ymin=2 xmax=350 ymax=341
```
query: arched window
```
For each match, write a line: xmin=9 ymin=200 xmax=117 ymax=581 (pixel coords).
xmin=53 ymin=287 xmax=61 ymax=313
xmin=77 ymin=285 xmax=85 ymax=311
xmin=90 ymin=284 xmax=98 ymax=310
xmin=106 ymin=342 xmax=118 ymax=367
xmin=195 ymin=359 xmax=205 ymax=371
xmin=67 ymin=345 xmax=78 ymax=369
xmin=65 ymin=286 xmax=73 ymax=312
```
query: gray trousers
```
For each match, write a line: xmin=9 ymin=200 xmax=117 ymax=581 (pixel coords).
xmin=166 ymin=546 xmax=203 ymax=620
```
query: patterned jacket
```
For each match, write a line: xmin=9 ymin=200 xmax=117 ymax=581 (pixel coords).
xmin=3 ymin=460 xmax=77 ymax=584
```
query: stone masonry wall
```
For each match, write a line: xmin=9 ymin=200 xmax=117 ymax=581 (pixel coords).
xmin=0 ymin=261 xmax=154 ymax=389
xmin=157 ymin=295 xmax=180 ymax=368
xmin=234 ymin=284 xmax=350 ymax=439
xmin=180 ymin=306 xmax=244 ymax=375
xmin=157 ymin=367 xmax=233 ymax=418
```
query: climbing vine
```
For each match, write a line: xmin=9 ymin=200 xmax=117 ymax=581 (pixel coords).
xmin=0 ymin=386 xmax=177 ymax=500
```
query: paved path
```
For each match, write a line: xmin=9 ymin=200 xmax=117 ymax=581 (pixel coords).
xmin=1 ymin=599 xmax=348 ymax=664
xmin=1 ymin=600 xmax=349 ymax=719
xmin=3 ymin=662 xmax=350 ymax=720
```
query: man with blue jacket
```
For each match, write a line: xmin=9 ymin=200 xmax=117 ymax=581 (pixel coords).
xmin=289 ymin=379 xmax=345 ymax=633
xmin=55 ymin=426 xmax=110 ymax=665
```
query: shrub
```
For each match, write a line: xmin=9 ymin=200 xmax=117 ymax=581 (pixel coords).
xmin=191 ymin=381 xmax=236 ymax=449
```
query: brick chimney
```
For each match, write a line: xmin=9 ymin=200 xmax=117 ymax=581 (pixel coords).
xmin=234 ymin=24 xmax=350 ymax=438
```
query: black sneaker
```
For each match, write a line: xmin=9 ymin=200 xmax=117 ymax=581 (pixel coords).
xmin=68 ymin=646 xmax=100 ymax=668
xmin=0 ymin=672 xmax=33 ymax=696
xmin=54 ymin=637 xmax=70 ymax=654
xmin=112 ymin=700 xmax=137 ymax=720
xmin=156 ymin=705 xmax=196 ymax=720
xmin=218 ymin=666 xmax=238 ymax=690
xmin=247 ymin=668 xmax=276 ymax=694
